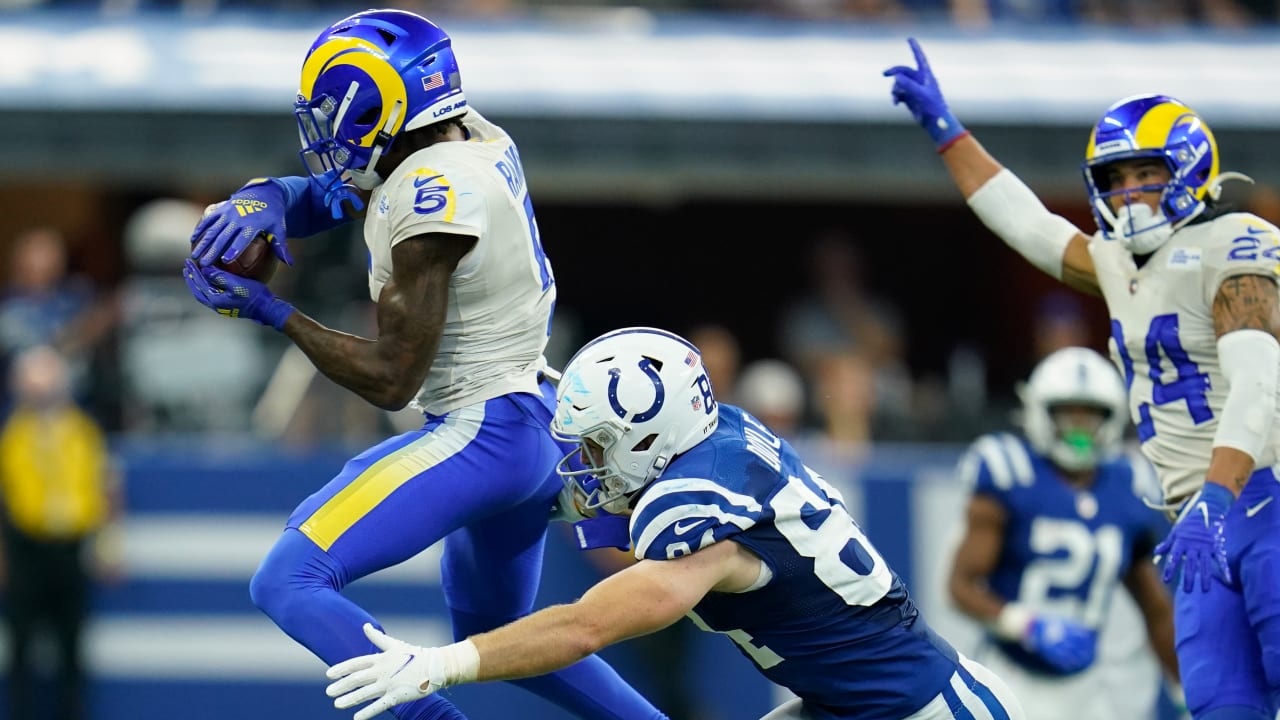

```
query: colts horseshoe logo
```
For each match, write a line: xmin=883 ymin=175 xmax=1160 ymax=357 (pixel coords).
xmin=608 ymin=359 xmax=665 ymax=423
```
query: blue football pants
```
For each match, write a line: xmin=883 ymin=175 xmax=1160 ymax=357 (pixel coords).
xmin=249 ymin=382 xmax=664 ymax=720
xmin=1176 ymin=467 xmax=1280 ymax=719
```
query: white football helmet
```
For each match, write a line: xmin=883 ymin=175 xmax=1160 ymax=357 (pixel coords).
xmin=1019 ymin=347 xmax=1128 ymax=472
xmin=552 ymin=327 xmax=720 ymax=512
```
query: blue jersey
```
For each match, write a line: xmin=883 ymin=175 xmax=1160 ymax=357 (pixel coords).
xmin=629 ymin=406 xmax=962 ymax=720
xmin=957 ymin=433 xmax=1164 ymax=675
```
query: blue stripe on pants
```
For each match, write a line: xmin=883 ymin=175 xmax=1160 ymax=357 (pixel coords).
xmin=940 ymin=679 xmax=975 ymax=720
xmin=956 ymin=664 xmax=1010 ymax=720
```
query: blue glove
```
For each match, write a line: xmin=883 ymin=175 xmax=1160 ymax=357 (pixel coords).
xmin=1023 ymin=615 xmax=1097 ymax=674
xmin=182 ymin=259 xmax=295 ymax=330
xmin=191 ymin=179 xmax=293 ymax=268
xmin=1155 ymin=482 xmax=1233 ymax=592
xmin=883 ymin=38 xmax=968 ymax=151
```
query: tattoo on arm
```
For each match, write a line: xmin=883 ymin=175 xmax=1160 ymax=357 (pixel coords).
xmin=1212 ymin=275 xmax=1280 ymax=337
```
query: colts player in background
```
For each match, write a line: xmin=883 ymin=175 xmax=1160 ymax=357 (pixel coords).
xmin=948 ymin=347 xmax=1178 ymax=719
xmin=886 ymin=38 xmax=1280 ymax=720
xmin=322 ymin=327 xmax=1026 ymax=720
xmin=183 ymin=9 xmax=664 ymax=720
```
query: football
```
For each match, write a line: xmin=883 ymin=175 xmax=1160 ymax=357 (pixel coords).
xmin=216 ymin=233 xmax=279 ymax=283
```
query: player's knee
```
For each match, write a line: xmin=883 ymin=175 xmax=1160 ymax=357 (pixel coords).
xmin=248 ymin=562 xmax=291 ymax=618
xmin=248 ymin=549 xmax=320 ymax=619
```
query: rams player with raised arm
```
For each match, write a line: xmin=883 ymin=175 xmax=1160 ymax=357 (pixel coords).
xmin=322 ymin=327 xmax=1026 ymax=720
xmin=886 ymin=39 xmax=1280 ymax=720
xmin=182 ymin=10 xmax=664 ymax=720
xmin=948 ymin=347 xmax=1178 ymax=720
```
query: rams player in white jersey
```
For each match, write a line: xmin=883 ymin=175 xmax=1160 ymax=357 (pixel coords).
xmin=887 ymin=38 xmax=1280 ymax=720
xmin=322 ymin=327 xmax=1025 ymax=720
xmin=948 ymin=347 xmax=1177 ymax=720
xmin=183 ymin=10 xmax=664 ymax=720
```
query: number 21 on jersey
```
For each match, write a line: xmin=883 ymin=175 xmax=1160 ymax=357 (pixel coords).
xmin=1020 ymin=518 xmax=1122 ymax=627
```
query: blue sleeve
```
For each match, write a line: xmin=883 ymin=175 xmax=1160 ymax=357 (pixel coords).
xmin=273 ymin=175 xmax=358 ymax=239
xmin=957 ymin=433 xmax=1035 ymax=506
xmin=957 ymin=441 xmax=1001 ymax=499
xmin=629 ymin=477 xmax=765 ymax=561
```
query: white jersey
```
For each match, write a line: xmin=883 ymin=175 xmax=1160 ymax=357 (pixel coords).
xmin=1091 ymin=212 xmax=1280 ymax=505
xmin=362 ymin=110 xmax=556 ymax=415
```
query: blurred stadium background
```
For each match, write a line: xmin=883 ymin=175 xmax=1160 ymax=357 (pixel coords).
xmin=2 ymin=0 xmax=1279 ymax=718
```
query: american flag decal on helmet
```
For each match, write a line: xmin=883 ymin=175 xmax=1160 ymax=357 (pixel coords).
xmin=421 ymin=72 xmax=444 ymax=91
xmin=684 ymin=351 xmax=697 ymax=367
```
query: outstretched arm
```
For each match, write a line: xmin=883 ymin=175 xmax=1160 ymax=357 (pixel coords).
xmin=468 ymin=539 xmax=755 ymax=680
xmin=885 ymin=39 xmax=1098 ymax=295
xmin=283 ymin=232 xmax=476 ymax=410
xmin=324 ymin=539 xmax=762 ymax=720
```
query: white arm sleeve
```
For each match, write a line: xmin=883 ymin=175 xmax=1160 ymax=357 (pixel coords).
xmin=966 ymin=169 xmax=1081 ymax=280
xmin=1213 ymin=329 xmax=1280 ymax=463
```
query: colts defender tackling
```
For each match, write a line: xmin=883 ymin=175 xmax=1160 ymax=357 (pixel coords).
xmin=323 ymin=327 xmax=1026 ymax=720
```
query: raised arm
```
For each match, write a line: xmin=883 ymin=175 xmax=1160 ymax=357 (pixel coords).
xmin=885 ymin=38 xmax=1098 ymax=295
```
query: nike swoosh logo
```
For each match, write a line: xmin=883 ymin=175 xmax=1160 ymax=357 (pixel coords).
xmin=1247 ymin=497 xmax=1274 ymax=518
xmin=391 ymin=653 xmax=415 ymax=678
xmin=1198 ymin=502 xmax=1210 ymax=526
xmin=1246 ymin=226 xmax=1270 ymax=235
xmin=673 ymin=520 xmax=702 ymax=535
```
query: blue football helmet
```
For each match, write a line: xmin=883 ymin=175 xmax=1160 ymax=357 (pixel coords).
xmin=294 ymin=9 xmax=467 ymax=191
xmin=1082 ymin=94 xmax=1221 ymax=254
xmin=552 ymin=328 xmax=720 ymax=513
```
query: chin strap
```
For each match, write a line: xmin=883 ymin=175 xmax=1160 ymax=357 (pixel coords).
xmin=348 ymin=99 xmax=405 ymax=191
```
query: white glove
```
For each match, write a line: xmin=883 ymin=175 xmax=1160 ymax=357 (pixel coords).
xmin=325 ymin=623 xmax=478 ymax=720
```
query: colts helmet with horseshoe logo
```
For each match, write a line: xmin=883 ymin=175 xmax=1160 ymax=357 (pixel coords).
xmin=552 ymin=328 xmax=720 ymax=512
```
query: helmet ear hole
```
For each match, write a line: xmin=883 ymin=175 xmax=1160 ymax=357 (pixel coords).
xmin=354 ymin=105 xmax=381 ymax=126
xmin=632 ymin=434 xmax=658 ymax=452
